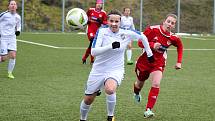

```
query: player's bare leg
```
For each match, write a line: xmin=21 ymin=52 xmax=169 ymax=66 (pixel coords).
xmin=80 ymin=92 xmax=97 ymax=121
xmin=104 ymin=79 xmax=117 ymax=121
xmin=7 ymin=51 xmax=16 ymax=79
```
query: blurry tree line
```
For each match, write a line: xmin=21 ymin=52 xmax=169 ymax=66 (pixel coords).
xmin=0 ymin=0 xmax=213 ymax=33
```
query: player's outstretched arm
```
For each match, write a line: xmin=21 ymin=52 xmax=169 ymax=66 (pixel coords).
xmin=139 ymin=33 xmax=153 ymax=57
xmin=91 ymin=42 xmax=120 ymax=56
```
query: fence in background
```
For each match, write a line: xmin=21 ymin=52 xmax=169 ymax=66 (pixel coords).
xmin=0 ymin=0 xmax=214 ymax=34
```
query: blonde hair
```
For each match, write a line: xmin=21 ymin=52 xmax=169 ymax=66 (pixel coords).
xmin=165 ymin=13 xmax=177 ymax=20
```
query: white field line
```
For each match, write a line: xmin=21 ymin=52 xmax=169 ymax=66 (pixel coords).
xmin=182 ymin=36 xmax=215 ymax=40
xmin=17 ymin=39 xmax=215 ymax=50
xmin=17 ymin=39 xmax=59 ymax=49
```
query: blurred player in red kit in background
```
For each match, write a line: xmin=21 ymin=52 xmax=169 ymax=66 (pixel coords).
xmin=133 ymin=13 xmax=183 ymax=118
xmin=82 ymin=0 xmax=107 ymax=64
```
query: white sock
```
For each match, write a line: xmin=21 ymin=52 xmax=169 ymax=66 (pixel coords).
xmin=106 ymin=93 xmax=116 ymax=116
xmin=80 ymin=100 xmax=91 ymax=120
xmin=8 ymin=59 xmax=16 ymax=73
xmin=126 ymin=49 xmax=132 ymax=61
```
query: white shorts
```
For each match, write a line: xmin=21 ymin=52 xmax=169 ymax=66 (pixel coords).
xmin=85 ymin=70 xmax=124 ymax=95
xmin=0 ymin=36 xmax=17 ymax=55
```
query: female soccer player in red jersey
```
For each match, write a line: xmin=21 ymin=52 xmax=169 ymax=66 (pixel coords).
xmin=133 ymin=13 xmax=183 ymax=118
xmin=82 ymin=0 xmax=107 ymax=64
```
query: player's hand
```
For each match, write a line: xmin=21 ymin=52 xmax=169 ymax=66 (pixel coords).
xmin=112 ymin=41 xmax=120 ymax=49
xmin=154 ymin=42 xmax=161 ymax=50
xmin=15 ymin=31 xmax=20 ymax=36
xmin=175 ymin=63 xmax=182 ymax=70
xmin=147 ymin=55 xmax=155 ymax=63
xmin=96 ymin=18 xmax=102 ymax=24
xmin=158 ymin=45 xmax=168 ymax=52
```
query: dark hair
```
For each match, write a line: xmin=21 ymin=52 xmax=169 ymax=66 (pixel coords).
xmin=8 ymin=0 xmax=16 ymax=5
xmin=108 ymin=9 xmax=122 ymax=17
xmin=123 ymin=7 xmax=130 ymax=12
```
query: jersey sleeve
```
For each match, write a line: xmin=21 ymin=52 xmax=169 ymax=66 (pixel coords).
xmin=127 ymin=30 xmax=153 ymax=57
xmin=171 ymin=36 xmax=183 ymax=63
xmin=87 ymin=8 xmax=92 ymax=22
xmin=91 ymin=29 xmax=112 ymax=56
xmin=131 ymin=17 xmax=135 ymax=30
xmin=16 ymin=15 xmax=21 ymax=32
xmin=138 ymin=26 xmax=155 ymax=49
xmin=102 ymin=12 xmax=108 ymax=25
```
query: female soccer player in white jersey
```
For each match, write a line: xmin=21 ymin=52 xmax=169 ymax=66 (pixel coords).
xmin=79 ymin=9 xmax=154 ymax=121
xmin=120 ymin=7 xmax=135 ymax=65
xmin=0 ymin=0 xmax=21 ymax=79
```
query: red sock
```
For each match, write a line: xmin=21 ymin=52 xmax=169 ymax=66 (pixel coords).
xmin=133 ymin=83 xmax=141 ymax=95
xmin=82 ymin=48 xmax=91 ymax=60
xmin=146 ymin=87 xmax=160 ymax=110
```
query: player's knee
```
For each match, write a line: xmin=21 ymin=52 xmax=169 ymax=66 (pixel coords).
xmin=152 ymin=83 xmax=160 ymax=88
xmin=136 ymin=80 xmax=144 ymax=88
xmin=105 ymin=88 xmax=115 ymax=95
xmin=127 ymin=45 xmax=132 ymax=49
xmin=11 ymin=56 xmax=16 ymax=59
xmin=9 ymin=52 xmax=16 ymax=59
xmin=1 ymin=56 xmax=7 ymax=62
xmin=84 ymin=95 xmax=96 ymax=105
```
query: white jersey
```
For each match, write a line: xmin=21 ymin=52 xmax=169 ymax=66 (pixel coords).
xmin=120 ymin=16 xmax=135 ymax=30
xmin=91 ymin=27 xmax=153 ymax=73
xmin=0 ymin=11 xmax=21 ymax=37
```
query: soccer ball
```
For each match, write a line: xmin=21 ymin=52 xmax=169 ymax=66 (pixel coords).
xmin=66 ymin=8 xmax=88 ymax=28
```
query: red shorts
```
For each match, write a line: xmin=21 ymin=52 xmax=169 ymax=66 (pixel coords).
xmin=135 ymin=62 xmax=165 ymax=82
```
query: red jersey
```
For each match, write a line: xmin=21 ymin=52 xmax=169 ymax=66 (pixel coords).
xmin=87 ymin=8 xmax=107 ymax=39
xmin=137 ymin=25 xmax=183 ymax=72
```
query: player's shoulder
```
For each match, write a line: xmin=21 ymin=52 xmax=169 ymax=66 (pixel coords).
xmin=98 ymin=25 xmax=109 ymax=32
xmin=170 ymin=33 xmax=181 ymax=40
xmin=0 ymin=11 xmax=9 ymax=18
xmin=100 ymin=9 xmax=107 ymax=14
xmin=149 ymin=25 xmax=160 ymax=29
xmin=120 ymin=28 xmax=141 ymax=35
xmin=121 ymin=16 xmax=126 ymax=18
xmin=88 ymin=7 xmax=95 ymax=13
xmin=129 ymin=16 xmax=133 ymax=20
xmin=15 ymin=13 xmax=21 ymax=19
xmin=88 ymin=7 xmax=95 ymax=11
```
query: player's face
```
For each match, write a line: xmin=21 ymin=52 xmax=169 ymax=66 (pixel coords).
xmin=108 ymin=15 xmax=121 ymax=33
xmin=8 ymin=0 xmax=17 ymax=13
xmin=95 ymin=3 xmax=102 ymax=11
xmin=162 ymin=16 xmax=176 ymax=32
xmin=124 ymin=8 xmax=130 ymax=16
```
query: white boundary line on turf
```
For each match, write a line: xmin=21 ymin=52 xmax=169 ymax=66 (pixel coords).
xmin=17 ymin=39 xmax=86 ymax=49
xmin=17 ymin=39 xmax=215 ymax=50
xmin=17 ymin=39 xmax=59 ymax=48
xmin=182 ymin=36 xmax=215 ymax=40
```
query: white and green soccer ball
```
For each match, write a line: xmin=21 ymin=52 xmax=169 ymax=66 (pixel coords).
xmin=66 ymin=8 xmax=88 ymax=28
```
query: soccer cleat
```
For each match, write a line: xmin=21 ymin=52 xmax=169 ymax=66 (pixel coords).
xmin=127 ymin=60 xmax=134 ymax=65
xmin=80 ymin=120 xmax=86 ymax=121
xmin=82 ymin=59 xmax=86 ymax=64
xmin=133 ymin=94 xmax=141 ymax=103
xmin=8 ymin=72 xmax=15 ymax=79
xmin=96 ymin=90 xmax=101 ymax=96
xmin=144 ymin=108 xmax=155 ymax=118
xmin=107 ymin=116 xmax=115 ymax=121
